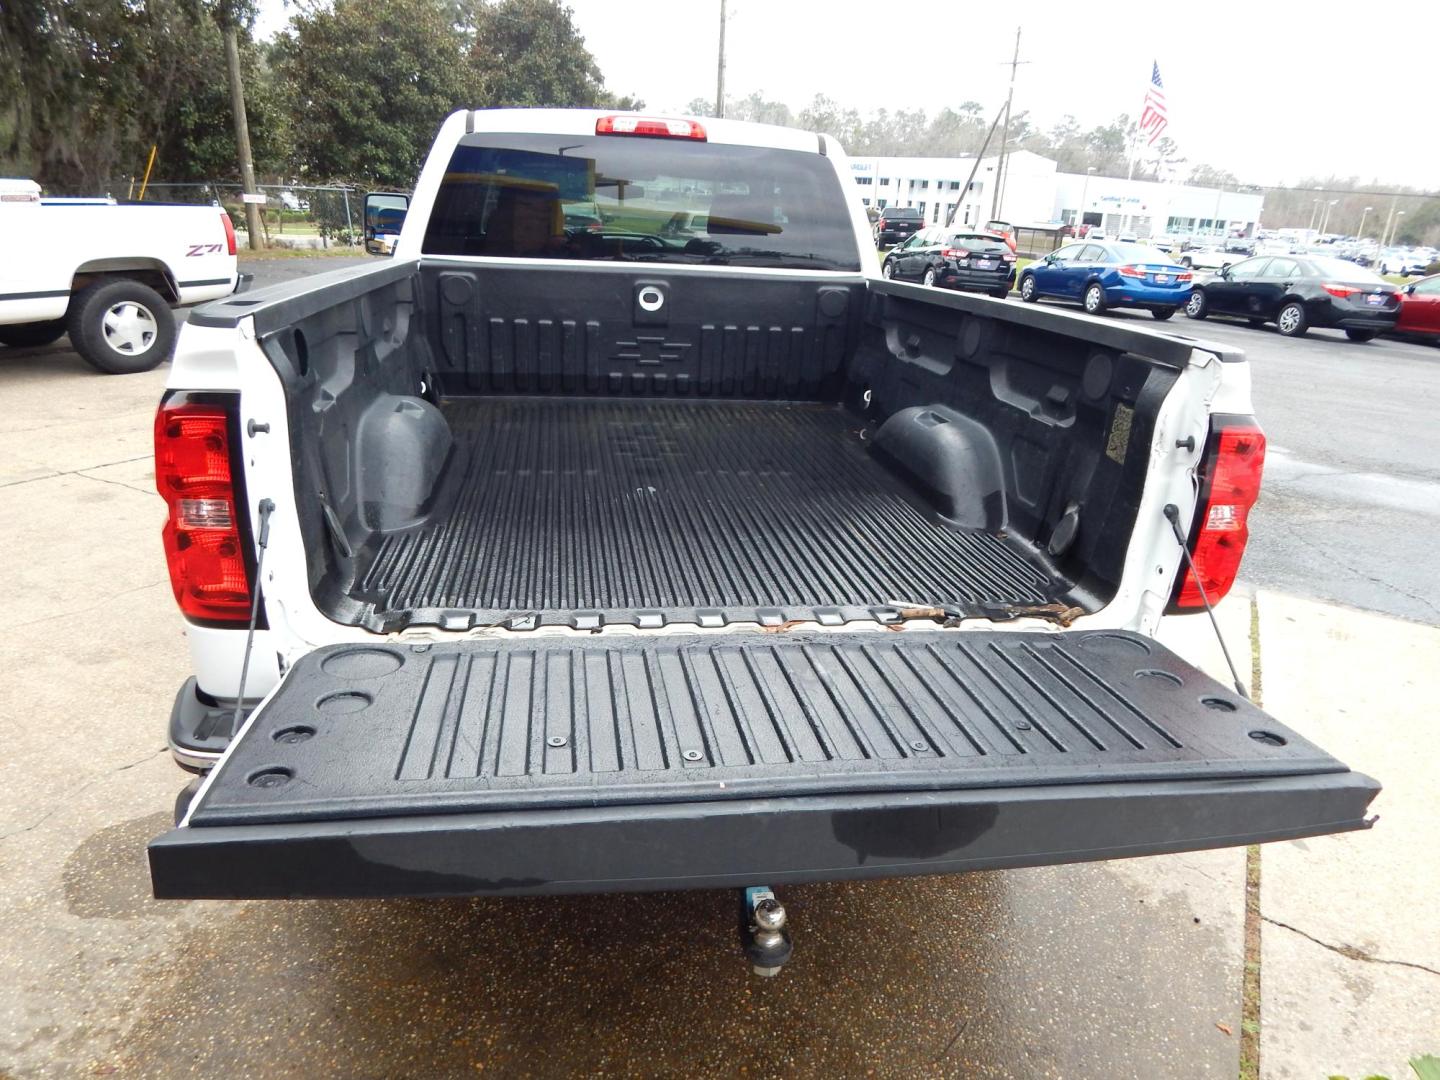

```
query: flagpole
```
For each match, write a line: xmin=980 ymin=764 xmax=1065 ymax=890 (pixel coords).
xmin=1121 ymin=65 xmax=1144 ymax=237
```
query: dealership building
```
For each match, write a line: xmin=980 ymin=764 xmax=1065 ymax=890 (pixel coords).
xmin=847 ymin=152 xmax=1265 ymax=238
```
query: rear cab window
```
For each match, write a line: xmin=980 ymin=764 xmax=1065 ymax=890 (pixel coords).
xmin=422 ymin=133 xmax=860 ymax=271
xmin=883 ymin=207 xmax=922 ymax=220
xmin=947 ymin=233 xmax=1009 ymax=254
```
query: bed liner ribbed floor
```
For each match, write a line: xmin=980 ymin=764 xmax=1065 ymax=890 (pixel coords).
xmin=358 ymin=399 xmax=1063 ymax=624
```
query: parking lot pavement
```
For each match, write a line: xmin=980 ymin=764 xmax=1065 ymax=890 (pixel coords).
xmin=0 ymin=265 xmax=1431 ymax=1078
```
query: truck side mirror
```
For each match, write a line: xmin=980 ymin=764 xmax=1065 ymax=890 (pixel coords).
xmin=364 ymin=192 xmax=410 ymax=256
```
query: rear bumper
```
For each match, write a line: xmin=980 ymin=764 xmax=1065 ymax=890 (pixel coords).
xmin=1309 ymin=298 xmax=1399 ymax=329
xmin=939 ymin=265 xmax=1014 ymax=292
xmin=1105 ymin=283 xmax=1192 ymax=308
xmin=149 ymin=772 xmax=1378 ymax=899
xmin=1329 ymin=312 xmax=1399 ymax=330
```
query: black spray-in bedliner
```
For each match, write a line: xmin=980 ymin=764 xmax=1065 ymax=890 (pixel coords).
xmin=356 ymin=398 xmax=1064 ymax=626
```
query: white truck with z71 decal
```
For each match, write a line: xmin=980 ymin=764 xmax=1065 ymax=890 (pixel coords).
xmin=145 ymin=111 xmax=1377 ymax=976
xmin=0 ymin=178 xmax=241 ymax=373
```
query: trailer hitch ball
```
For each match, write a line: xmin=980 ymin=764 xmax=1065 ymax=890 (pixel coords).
xmin=754 ymin=897 xmax=786 ymax=933
xmin=742 ymin=887 xmax=793 ymax=978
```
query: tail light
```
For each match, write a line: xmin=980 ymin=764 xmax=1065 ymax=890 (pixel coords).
xmin=155 ymin=398 xmax=253 ymax=623
xmin=1175 ymin=271 xmax=1193 ymax=283
xmin=1322 ymin=283 xmax=1359 ymax=298
xmin=1002 ymin=252 xmax=1017 ymax=262
xmin=1118 ymin=265 xmax=1146 ymax=278
xmin=596 ymin=115 xmax=706 ymax=140
xmin=1171 ymin=419 xmax=1267 ymax=611
xmin=220 ymin=210 xmax=237 ymax=256
xmin=941 ymin=247 xmax=971 ymax=260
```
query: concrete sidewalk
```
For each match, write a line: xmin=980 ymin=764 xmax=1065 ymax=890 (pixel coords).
xmin=1164 ymin=592 xmax=1438 ymax=1079
xmin=1256 ymin=594 xmax=1439 ymax=1080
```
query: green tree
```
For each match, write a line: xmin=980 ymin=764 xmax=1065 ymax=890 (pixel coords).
xmin=0 ymin=0 xmax=277 ymax=190
xmin=271 ymin=0 xmax=474 ymax=186
xmin=468 ymin=0 xmax=637 ymax=109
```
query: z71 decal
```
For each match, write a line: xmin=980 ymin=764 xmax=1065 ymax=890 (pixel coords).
xmin=186 ymin=243 xmax=224 ymax=257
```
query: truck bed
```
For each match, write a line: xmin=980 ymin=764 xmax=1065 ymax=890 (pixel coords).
xmin=359 ymin=398 xmax=1060 ymax=623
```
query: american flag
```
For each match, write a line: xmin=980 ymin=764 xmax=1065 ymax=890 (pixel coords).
xmin=1139 ymin=61 xmax=1169 ymax=146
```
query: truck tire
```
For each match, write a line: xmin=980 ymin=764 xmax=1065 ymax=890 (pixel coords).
xmin=0 ymin=319 xmax=68 ymax=348
xmin=66 ymin=279 xmax=177 ymax=374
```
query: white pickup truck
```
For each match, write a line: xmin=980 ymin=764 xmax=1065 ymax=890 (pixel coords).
xmin=0 ymin=178 xmax=240 ymax=373
xmin=145 ymin=110 xmax=1376 ymax=971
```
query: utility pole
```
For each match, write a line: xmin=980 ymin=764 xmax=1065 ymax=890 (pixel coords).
xmin=989 ymin=26 xmax=1023 ymax=223
xmin=715 ymin=0 xmax=727 ymax=118
xmin=220 ymin=8 xmax=263 ymax=251
xmin=946 ymin=102 xmax=1007 ymax=228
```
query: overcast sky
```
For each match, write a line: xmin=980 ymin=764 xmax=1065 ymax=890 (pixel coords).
xmin=255 ymin=0 xmax=1437 ymax=188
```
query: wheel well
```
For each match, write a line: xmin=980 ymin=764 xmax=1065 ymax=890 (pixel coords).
xmin=71 ymin=259 xmax=179 ymax=304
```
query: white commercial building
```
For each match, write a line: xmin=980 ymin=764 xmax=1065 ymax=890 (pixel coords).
xmin=846 ymin=151 xmax=1057 ymax=229
xmin=1054 ymin=172 xmax=1264 ymax=239
xmin=848 ymin=152 xmax=1265 ymax=239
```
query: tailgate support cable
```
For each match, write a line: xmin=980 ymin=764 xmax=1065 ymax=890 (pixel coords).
xmin=1164 ymin=503 xmax=1249 ymax=700
xmin=232 ymin=498 xmax=276 ymax=737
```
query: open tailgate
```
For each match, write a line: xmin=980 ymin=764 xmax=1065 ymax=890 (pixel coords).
xmin=149 ymin=630 xmax=1378 ymax=898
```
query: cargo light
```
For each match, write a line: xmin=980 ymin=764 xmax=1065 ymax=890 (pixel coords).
xmin=155 ymin=400 xmax=253 ymax=623
xmin=596 ymin=115 xmax=707 ymax=140
xmin=1172 ymin=421 xmax=1267 ymax=611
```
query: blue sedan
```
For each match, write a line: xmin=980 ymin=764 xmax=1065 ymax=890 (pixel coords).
xmin=1018 ymin=241 xmax=1194 ymax=320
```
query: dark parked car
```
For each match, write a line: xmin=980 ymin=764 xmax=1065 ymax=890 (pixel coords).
xmin=1017 ymin=241 xmax=1193 ymax=319
xmin=880 ymin=227 xmax=1016 ymax=297
xmin=1184 ymin=255 xmax=1401 ymax=340
xmin=874 ymin=206 xmax=923 ymax=247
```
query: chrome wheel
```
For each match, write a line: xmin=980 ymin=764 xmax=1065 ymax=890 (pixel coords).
xmin=1186 ymin=291 xmax=1206 ymax=318
xmin=101 ymin=301 xmax=158 ymax=356
xmin=1277 ymin=304 xmax=1303 ymax=335
xmin=881 ymin=260 xmax=894 ymax=279
xmin=1084 ymin=284 xmax=1104 ymax=314
xmin=923 ymin=267 xmax=936 ymax=287
xmin=1020 ymin=275 xmax=1036 ymax=301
